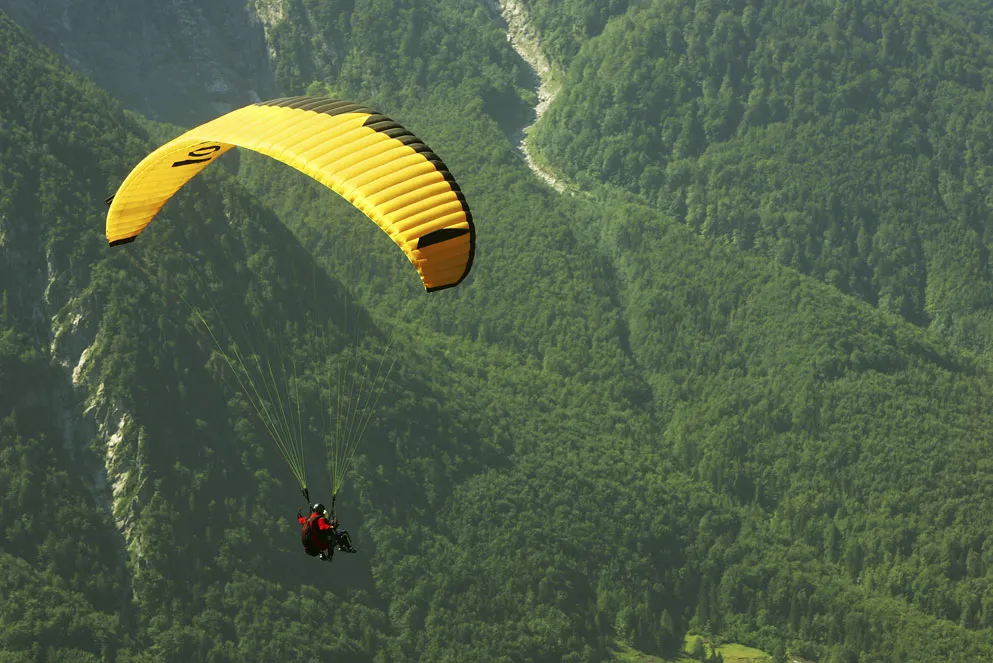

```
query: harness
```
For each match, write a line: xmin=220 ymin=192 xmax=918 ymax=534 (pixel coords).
xmin=301 ymin=512 xmax=324 ymax=556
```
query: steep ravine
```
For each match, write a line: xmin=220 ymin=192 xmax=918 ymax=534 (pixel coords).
xmin=488 ymin=0 xmax=566 ymax=193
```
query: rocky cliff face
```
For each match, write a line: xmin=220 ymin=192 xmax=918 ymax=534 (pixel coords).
xmin=0 ymin=0 xmax=279 ymax=125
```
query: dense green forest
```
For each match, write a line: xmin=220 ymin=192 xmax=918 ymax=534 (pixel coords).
xmin=527 ymin=0 xmax=993 ymax=357
xmin=3 ymin=0 xmax=993 ymax=660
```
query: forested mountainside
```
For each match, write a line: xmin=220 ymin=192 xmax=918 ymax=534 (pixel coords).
xmin=4 ymin=0 xmax=993 ymax=661
xmin=0 ymin=0 xmax=277 ymax=125
xmin=527 ymin=0 xmax=993 ymax=358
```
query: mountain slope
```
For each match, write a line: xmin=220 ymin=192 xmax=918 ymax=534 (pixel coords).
xmin=0 ymin=0 xmax=277 ymax=125
xmin=528 ymin=0 xmax=993 ymax=357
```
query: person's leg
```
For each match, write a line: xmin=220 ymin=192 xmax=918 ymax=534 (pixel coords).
xmin=338 ymin=531 xmax=356 ymax=552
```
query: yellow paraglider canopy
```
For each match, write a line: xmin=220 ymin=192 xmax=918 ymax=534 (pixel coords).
xmin=106 ymin=96 xmax=474 ymax=291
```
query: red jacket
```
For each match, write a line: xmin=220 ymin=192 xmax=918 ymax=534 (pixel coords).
xmin=299 ymin=512 xmax=334 ymax=551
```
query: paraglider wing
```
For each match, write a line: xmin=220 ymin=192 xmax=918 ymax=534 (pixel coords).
xmin=106 ymin=96 xmax=475 ymax=291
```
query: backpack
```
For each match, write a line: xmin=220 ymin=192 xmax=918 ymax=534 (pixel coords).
xmin=301 ymin=513 xmax=322 ymax=556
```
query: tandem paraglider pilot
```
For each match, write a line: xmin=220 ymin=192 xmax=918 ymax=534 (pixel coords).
xmin=298 ymin=503 xmax=357 ymax=562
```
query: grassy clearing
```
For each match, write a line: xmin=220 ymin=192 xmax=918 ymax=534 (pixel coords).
xmin=713 ymin=642 xmax=772 ymax=663
xmin=613 ymin=636 xmax=773 ymax=663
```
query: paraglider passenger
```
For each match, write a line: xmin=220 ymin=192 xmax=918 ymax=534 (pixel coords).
xmin=329 ymin=517 xmax=357 ymax=554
